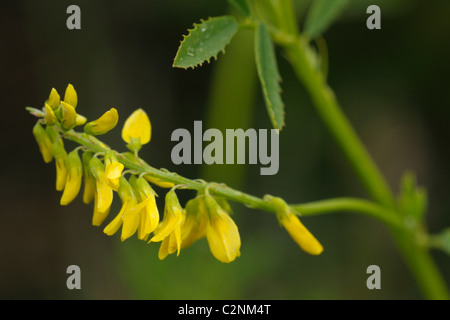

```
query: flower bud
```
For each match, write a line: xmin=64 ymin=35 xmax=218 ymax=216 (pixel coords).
xmin=267 ymin=195 xmax=323 ymax=256
xmin=46 ymin=88 xmax=60 ymax=110
xmin=84 ymin=108 xmax=119 ymax=135
xmin=64 ymin=84 xmax=77 ymax=108
xmin=60 ymin=101 xmax=77 ymax=130
xmin=44 ymin=103 xmax=57 ymax=126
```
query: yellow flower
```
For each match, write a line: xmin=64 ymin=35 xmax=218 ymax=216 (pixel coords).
xmin=92 ymin=192 xmax=111 ymax=227
xmin=44 ymin=103 xmax=57 ymax=126
xmin=84 ymin=108 xmax=119 ymax=135
xmin=64 ymin=84 xmax=77 ymax=109
xmin=122 ymin=109 xmax=151 ymax=152
xmin=60 ymin=149 xmax=83 ymax=206
xmin=150 ymin=189 xmax=185 ymax=259
xmin=51 ymin=139 xmax=68 ymax=191
xmin=81 ymin=152 xmax=95 ymax=204
xmin=266 ymin=195 xmax=323 ymax=255
xmin=104 ymin=151 xmax=124 ymax=191
xmin=205 ymin=195 xmax=241 ymax=263
xmin=180 ymin=197 xmax=208 ymax=249
xmin=32 ymin=122 xmax=53 ymax=163
xmin=46 ymin=88 xmax=60 ymax=110
xmin=130 ymin=176 xmax=160 ymax=240
xmin=103 ymin=177 xmax=141 ymax=241
xmin=279 ymin=211 xmax=323 ymax=255
xmin=89 ymin=157 xmax=113 ymax=218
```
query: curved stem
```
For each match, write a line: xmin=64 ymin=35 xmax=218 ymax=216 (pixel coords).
xmin=272 ymin=0 xmax=448 ymax=300
xmin=292 ymin=198 xmax=403 ymax=230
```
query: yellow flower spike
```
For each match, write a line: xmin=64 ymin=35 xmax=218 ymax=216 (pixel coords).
xmin=60 ymin=101 xmax=77 ymax=130
xmin=104 ymin=151 xmax=124 ymax=191
xmin=32 ymin=122 xmax=53 ymax=163
xmin=150 ymin=188 xmax=184 ymax=244
xmin=266 ymin=195 xmax=323 ymax=256
xmin=81 ymin=152 xmax=96 ymax=204
xmin=47 ymin=88 xmax=60 ymax=110
xmin=60 ymin=149 xmax=83 ymax=206
xmin=205 ymin=195 xmax=241 ymax=263
xmin=89 ymin=157 xmax=113 ymax=215
xmin=131 ymin=176 xmax=160 ymax=240
xmin=84 ymin=108 xmax=119 ymax=135
xmin=75 ymin=114 xmax=87 ymax=126
xmin=51 ymin=139 xmax=69 ymax=191
xmin=44 ymin=103 xmax=57 ymax=126
xmin=64 ymin=84 xmax=77 ymax=108
xmin=122 ymin=108 xmax=151 ymax=152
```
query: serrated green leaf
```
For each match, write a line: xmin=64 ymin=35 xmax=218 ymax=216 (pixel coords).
xmin=304 ymin=0 xmax=350 ymax=39
xmin=173 ymin=16 xmax=239 ymax=69
xmin=228 ymin=0 xmax=251 ymax=17
xmin=255 ymin=23 xmax=285 ymax=130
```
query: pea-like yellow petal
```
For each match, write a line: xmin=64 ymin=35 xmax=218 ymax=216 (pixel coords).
xmin=60 ymin=101 xmax=77 ymax=130
xmin=122 ymin=108 xmax=151 ymax=145
xmin=32 ymin=122 xmax=53 ymax=163
xmin=280 ymin=212 xmax=323 ymax=255
xmin=44 ymin=103 xmax=57 ymax=126
xmin=92 ymin=192 xmax=111 ymax=226
xmin=52 ymin=140 xmax=68 ymax=191
xmin=81 ymin=152 xmax=96 ymax=205
xmin=206 ymin=208 xmax=241 ymax=263
xmin=138 ymin=193 xmax=159 ymax=240
xmin=84 ymin=108 xmax=119 ymax=135
xmin=144 ymin=175 xmax=175 ymax=189
xmin=47 ymin=88 xmax=60 ymax=110
xmin=96 ymin=176 xmax=113 ymax=213
xmin=64 ymin=84 xmax=77 ymax=108
xmin=60 ymin=150 xmax=83 ymax=206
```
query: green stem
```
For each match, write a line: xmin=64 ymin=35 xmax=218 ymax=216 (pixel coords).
xmin=292 ymin=198 xmax=403 ymax=230
xmin=273 ymin=0 xmax=448 ymax=300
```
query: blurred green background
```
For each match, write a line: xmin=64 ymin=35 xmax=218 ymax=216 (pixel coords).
xmin=1 ymin=0 xmax=449 ymax=299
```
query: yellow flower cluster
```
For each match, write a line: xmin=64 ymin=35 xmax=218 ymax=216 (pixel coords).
xmin=31 ymin=85 xmax=244 ymax=263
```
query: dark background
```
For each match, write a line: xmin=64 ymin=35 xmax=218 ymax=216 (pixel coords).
xmin=1 ymin=0 xmax=449 ymax=299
